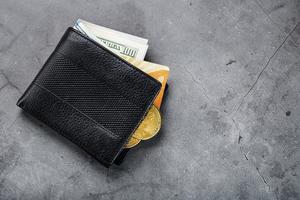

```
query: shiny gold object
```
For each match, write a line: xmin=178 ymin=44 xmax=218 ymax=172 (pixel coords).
xmin=125 ymin=137 xmax=141 ymax=148
xmin=132 ymin=105 xmax=161 ymax=140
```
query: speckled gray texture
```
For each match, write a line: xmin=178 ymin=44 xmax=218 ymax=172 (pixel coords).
xmin=0 ymin=0 xmax=299 ymax=199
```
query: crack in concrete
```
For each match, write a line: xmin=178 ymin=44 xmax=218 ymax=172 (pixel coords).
xmin=0 ymin=25 xmax=26 ymax=53
xmin=183 ymin=66 xmax=210 ymax=101
xmin=255 ymin=166 xmax=271 ymax=191
xmin=232 ymin=118 xmax=241 ymax=144
xmin=254 ymin=0 xmax=300 ymax=52
xmin=232 ymin=118 xmax=271 ymax=192
xmin=0 ymin=69 xmax=22 ymax=94
xmin=0 ymin=82 xmax=8 ymax=92
xmin=234 ymin=21 xmax=300 ymax=114
xmin=240 ymin=143 xmax=271 ymax=192
xmin=226 ymin=59 xmax=236 ymax=66
xmin=243 ymin=152 xmax=248 ymax=160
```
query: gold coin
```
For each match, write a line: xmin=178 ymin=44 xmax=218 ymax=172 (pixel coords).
xmin=125 ymin=137 xmax=141 ymax=148
xmin=132 ymin=105 xmax=161 ymax=140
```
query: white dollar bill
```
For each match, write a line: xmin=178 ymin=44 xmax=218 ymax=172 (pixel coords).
xmin=74 ymin=19 xmax=148 ymax=60
xmin=77 ymin=19 xmax=148 ymax=45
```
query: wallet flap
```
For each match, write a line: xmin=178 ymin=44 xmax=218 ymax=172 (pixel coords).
xmin=17 ymin=28 xmax=161 ymax=167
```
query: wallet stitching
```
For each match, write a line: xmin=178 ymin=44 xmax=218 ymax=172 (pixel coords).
xmin=33 ymin=82 xmax=121 ymax=139
xmin=55 ymin=51 xmax=147 ymax=110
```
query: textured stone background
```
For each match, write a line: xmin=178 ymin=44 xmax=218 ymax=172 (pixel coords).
xmin=0 ymin=0 xmax=300 ymax=199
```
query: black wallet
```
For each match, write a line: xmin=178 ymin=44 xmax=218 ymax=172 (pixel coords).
xmin=17 ymin=27 xmax=161 ymax=167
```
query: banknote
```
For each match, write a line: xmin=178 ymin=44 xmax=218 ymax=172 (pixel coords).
xmin=74 ymin=19 xmax=148 ymax=60
xmin=77 ymin=19 xmax=148 ymax=45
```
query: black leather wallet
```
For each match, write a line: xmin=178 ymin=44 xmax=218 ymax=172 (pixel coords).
xmin=17 ymin=27 xmax=161 ymax=167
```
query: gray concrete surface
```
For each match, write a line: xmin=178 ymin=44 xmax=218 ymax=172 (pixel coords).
xmin=0 ymin=0 xmax=300 ymax=199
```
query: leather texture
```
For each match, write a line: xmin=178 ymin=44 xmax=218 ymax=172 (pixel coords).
xmin=17 ymin=27 xmax=161 ymax=167
xmin=114 ymin=83 xmax=169 ymax=165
